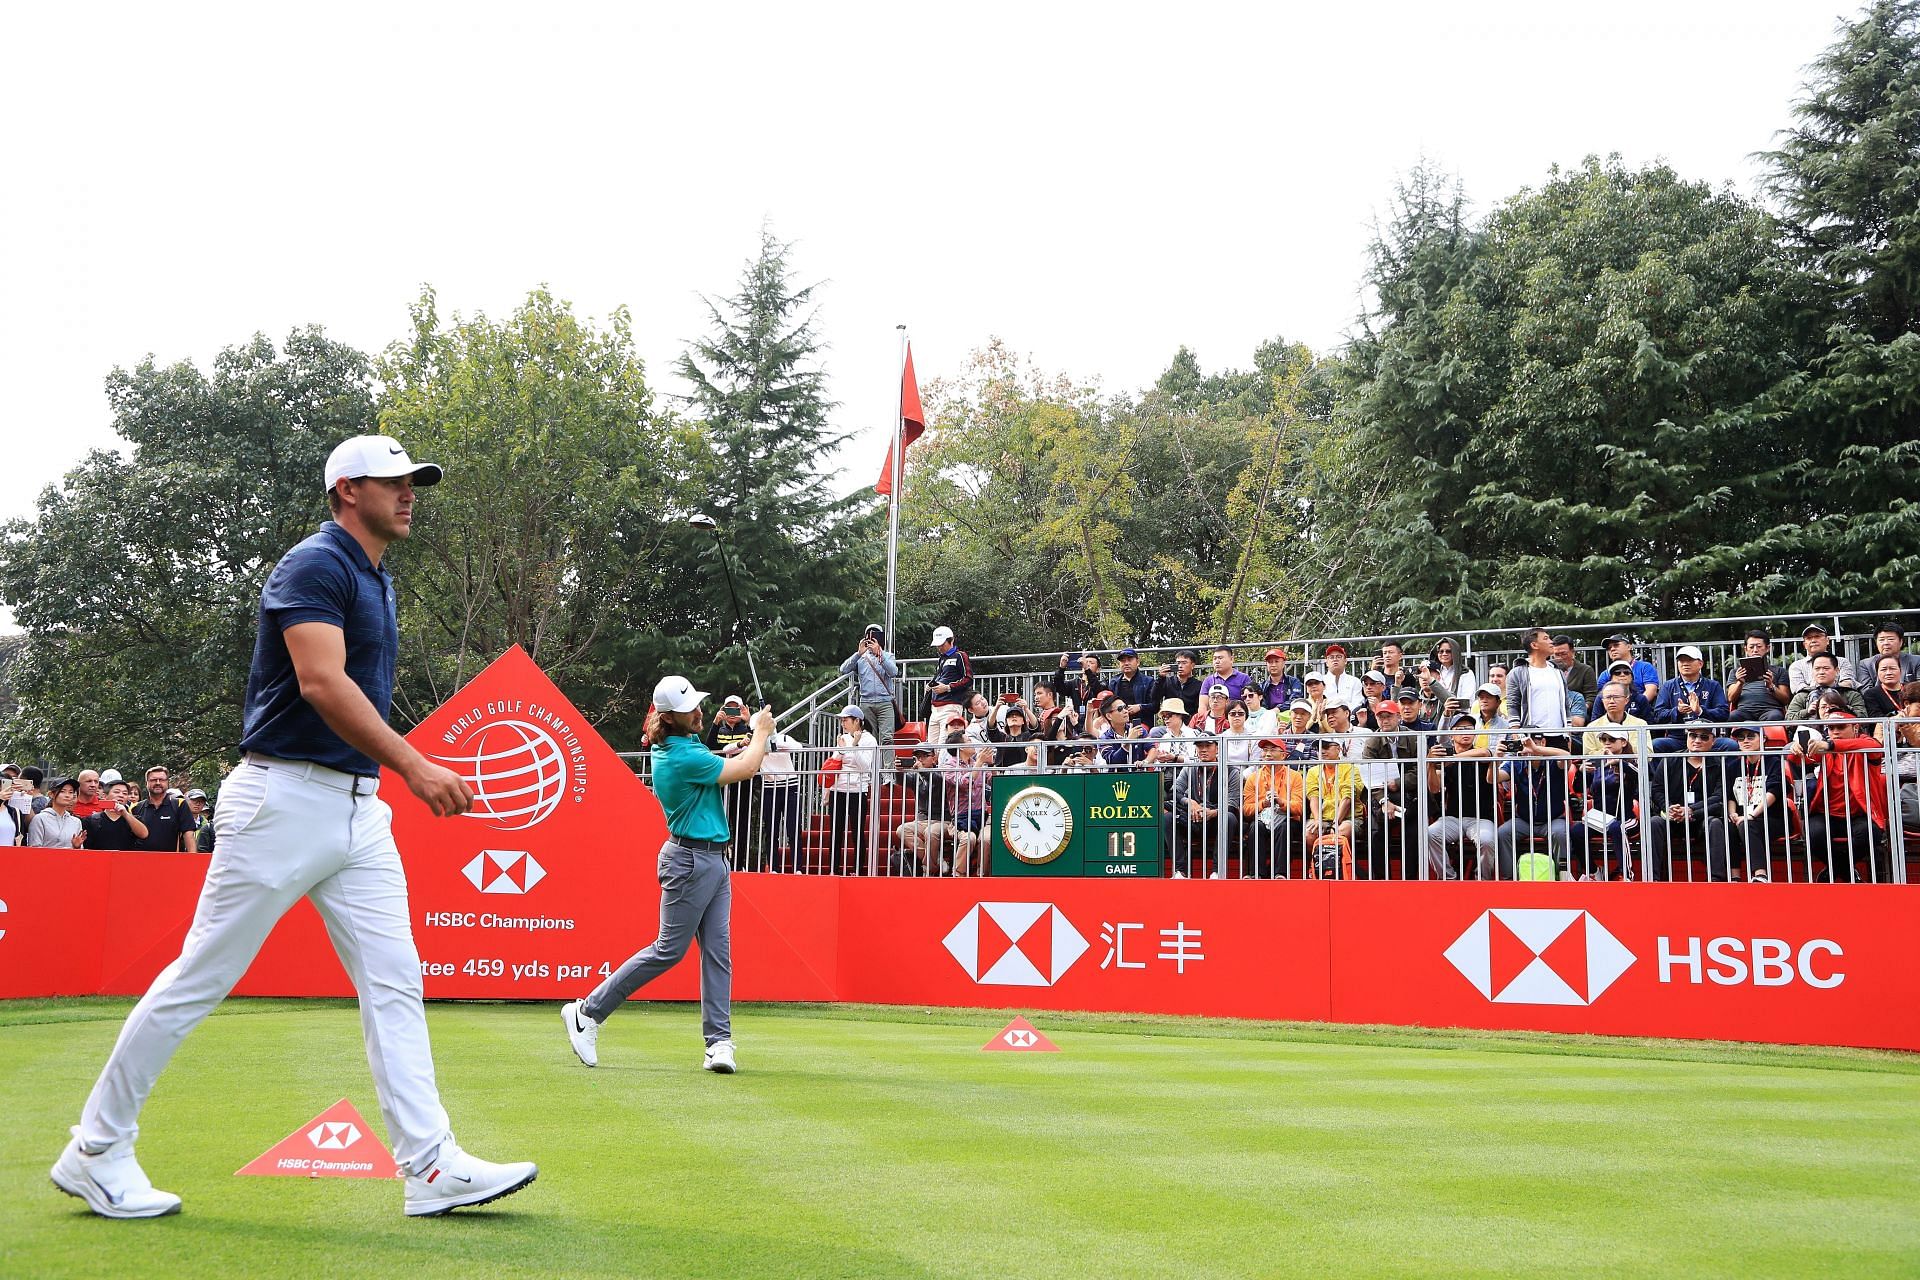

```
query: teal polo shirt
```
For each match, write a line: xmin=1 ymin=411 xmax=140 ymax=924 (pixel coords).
xmin=652 ymin=734 xmax=729 ymax=842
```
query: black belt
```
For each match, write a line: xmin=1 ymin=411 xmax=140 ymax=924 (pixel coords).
xmin=668 ymin=835 xmax=730 ymax=855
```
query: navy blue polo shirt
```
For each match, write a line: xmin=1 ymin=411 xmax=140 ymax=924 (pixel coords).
xmin=238 ymin=522 xmax=398 ymax=775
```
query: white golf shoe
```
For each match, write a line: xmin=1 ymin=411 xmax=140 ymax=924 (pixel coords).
xmin=703 ymin=1039 xmax=737 ymax=1074
xmin=561 ymin=1000 xmax=599 ymax=1067
xmin=403 ymin=1143 xmax=537 ymax=1217
xmin=51 ymin=1128 xmax=181 ymax=1219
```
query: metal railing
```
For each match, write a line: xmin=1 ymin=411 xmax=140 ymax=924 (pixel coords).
xmin=617 ymin=714 xmax=1919 ymax=884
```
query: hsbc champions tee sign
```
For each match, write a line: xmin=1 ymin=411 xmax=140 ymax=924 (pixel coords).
xmin=387 ymin=646 xmax=677 ymax=1002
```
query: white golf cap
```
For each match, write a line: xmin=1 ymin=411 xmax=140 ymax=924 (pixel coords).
xmin=323 ymin=434 xmax=444 ymax=492
xmin=1304 ymin=671 xmax=1326 ymax=684
xmin=652 ymin=674 xmax=708 ymax=713
xmin=1477 ymin=682 xmax=1502 ymax=697
xmin=1676 ymin=645 xmax=1704 ymax=661
xmin=99 ymin=768 xmax=123 ymax=785
xmin=838 ymin=704 xmax=866 ymax=720
xmin=1362 ymin=669 xmax=1386 ymax=683
xmin=932 ymin=625 xmax=954 ymax=645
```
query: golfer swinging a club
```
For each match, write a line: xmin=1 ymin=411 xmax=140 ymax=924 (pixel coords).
xmin=562 ymin=676 xmax=772 ymax=1073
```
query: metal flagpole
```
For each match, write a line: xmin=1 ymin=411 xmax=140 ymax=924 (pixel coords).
xmin=871 ymin=326 xmax=909 ymax=879
xmin=884 ymin=325 xmax=907 ymax=649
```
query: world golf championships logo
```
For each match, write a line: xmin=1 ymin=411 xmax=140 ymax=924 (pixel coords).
xmin=434 ymin=699 xmax=588 ymax=830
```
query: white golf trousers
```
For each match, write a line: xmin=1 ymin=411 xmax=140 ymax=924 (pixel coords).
xmin=77 ymin=757 xmax=452 ymax=1175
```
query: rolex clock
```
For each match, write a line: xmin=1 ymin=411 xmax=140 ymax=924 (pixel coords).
xmin=999 ymin=784 xmax=1075 ymax=865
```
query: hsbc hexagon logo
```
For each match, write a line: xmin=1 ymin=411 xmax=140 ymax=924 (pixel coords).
xmin=943 ymin=903 xmax=1089 ymax=987
xmin=1444 ymin=908 xmax=1636 ymax=1006
xmin=307 ymin=1121 xmax=362 ymax=1150
xmin=462 ymin=850 xmax=546 ymax=895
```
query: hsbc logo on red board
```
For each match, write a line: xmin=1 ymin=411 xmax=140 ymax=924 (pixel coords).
xmin=943 ymin=903 xmax=1089 ymax=986
xmin=307 ymin=1121 xmax=363 ymax=1150
xmin=1444 ymin=909 xmax=1635 ymax=1006
xmin=462 ymin=850 xmax=546 ymax=895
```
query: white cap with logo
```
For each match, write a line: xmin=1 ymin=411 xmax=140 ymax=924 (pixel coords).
xmin=323 ymin=435 xmax=445 ymax=492
xmin=652 ymin=675 xmax=708 ymax=713
xmin=932 ymin=626 xmax=954 ymax=646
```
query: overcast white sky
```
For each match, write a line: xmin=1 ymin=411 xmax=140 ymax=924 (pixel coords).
xmin=0 ymin=1 xmax=1850 ymax=526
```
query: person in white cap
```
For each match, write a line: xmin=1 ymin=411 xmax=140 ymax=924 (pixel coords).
xmin=53 ymin=434 xmax=538 ymax=1220
xmin=925 ymin=625 xmax=971 ymax=742
xmin=561 ymin=675 xmax=773 ymax=1074
xmin=1650 ymin=644 xmax=1729 ymax=751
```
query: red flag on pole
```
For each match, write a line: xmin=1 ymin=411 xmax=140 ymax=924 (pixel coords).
xmin=875 ymin=343 xmax=925 ymax=496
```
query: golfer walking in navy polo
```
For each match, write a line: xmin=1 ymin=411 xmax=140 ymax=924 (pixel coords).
xmin=53 ymin=436 xmax=537 ymax=1220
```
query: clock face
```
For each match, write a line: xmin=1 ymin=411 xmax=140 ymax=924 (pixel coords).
xmin=1001 ymin=784 xmax=1074 ymax=864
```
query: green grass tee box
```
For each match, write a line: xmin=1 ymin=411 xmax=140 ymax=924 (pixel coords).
xmin=2 ymin=999 xmax=1917 ymax=1279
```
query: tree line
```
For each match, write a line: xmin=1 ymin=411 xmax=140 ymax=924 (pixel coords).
xmin=3 ymin=2 xmax=1915 ymax=776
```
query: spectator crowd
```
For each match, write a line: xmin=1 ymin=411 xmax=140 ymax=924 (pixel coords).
xmin=5 ymin=763 xmax=213 ymax=852
xmin=758 ymin=619 xmax=1920 ymax=885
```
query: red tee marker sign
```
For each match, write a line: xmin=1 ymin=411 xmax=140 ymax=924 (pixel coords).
xmin=236 ymin=1099 xmax=398 ymax=1179
xmin=983 ymin=1016 xmax=1059 ymax=1052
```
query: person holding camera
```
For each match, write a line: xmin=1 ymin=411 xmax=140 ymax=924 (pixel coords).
xmin=1052 ymin=649 xmax=1109 ymax=712
xmin=83 ymin=779 xmax=152 ymax=850
xmin=1155 ymin=650 xmax=1204 ymax=722
xmin=1494 ymin=734 xmax=1574 ymax=879
xmin=1792 ymin=704 xmax=1891 ymax=882
xmin=840 ymin=623 xmax=900 ymax=744
xmin=1029 ymin=683 xmax=1080 ymax=766
xmin=6 ymin=765 xmax=46 ymax=844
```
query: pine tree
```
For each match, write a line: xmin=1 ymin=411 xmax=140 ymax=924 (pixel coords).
xmin=1761 ymin=0 xmax=1920 ymax=608
xmin=673 ymin=228 xmax=880 ymax=701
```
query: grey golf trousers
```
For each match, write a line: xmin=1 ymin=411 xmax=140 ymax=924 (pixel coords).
xmin=582 ymin=839 xmax=732 ymax=1044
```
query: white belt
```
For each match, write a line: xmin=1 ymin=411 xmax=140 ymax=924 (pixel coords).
xmin=243 ymin=753 xmax=380 ymax=796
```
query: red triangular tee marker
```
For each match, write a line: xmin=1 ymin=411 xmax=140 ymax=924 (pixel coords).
xmin=983 ymin=1016 xmax=1059 ymax=1053
xmin=236 ymin=1099 xmax=398 ymax=1179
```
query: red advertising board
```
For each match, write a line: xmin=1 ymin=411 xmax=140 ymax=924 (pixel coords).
xmin=836 ymin=877 xmax=1335 ymax=1022
xmin=1326 ymin=882 xmax=1915 ymax=1047
xmin=4 ymin=646 xmax=1918 ymax=1054
xmin=384 ymin=646 xmax=837 ymax=1004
